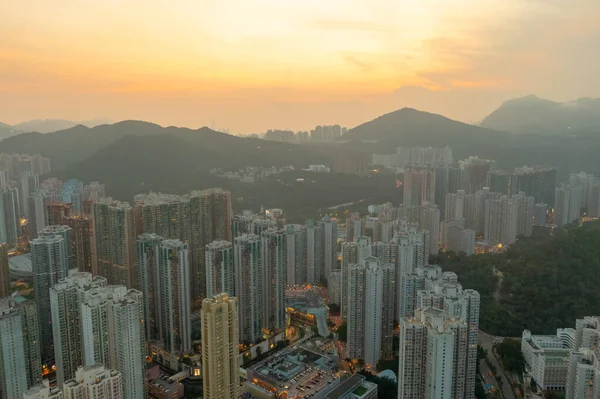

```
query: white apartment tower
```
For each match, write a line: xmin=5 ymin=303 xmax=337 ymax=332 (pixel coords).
xmin=340 ymin=237 xmax=371 ymax=321
xmin=137 ymin=233 xmax=162 ymax=342
xmin=565 ymin=348 xmax=600 ymax=399
xmin=205 ymin=240 xmax=235 ymax=298
xmin=51 ymin=273 xmax=108 ymax=386
xmin=63 ymin=364 xmax=123 ymax=399
xmin=306 ymin=220 xmax=324 ymax=284
xmin=50 ymin=273 xmax=145 ymax=398
xmin=285 ymin=224 xmax=307 ymax=285
xmin=319 ymin=215 xmax=338 ymax=281
xmin=32 ymin=234 xmax=68 ymax=362
xmin=157 ymin=239 xmax=191 ymax=354
xmin=347 ymin=257 xmax=395 ymax=366
xmin=105 ymin=287 xmax=146 ymax=399
xmin=398 ymin=308 xmax=469 ymax=399
xmin=347 ymin=263 xmax=366 ymax=360
xmin=0 ymin=296 xmax=42 ymax=399
xmin=363 ymin=259 xmax=395 ymax=366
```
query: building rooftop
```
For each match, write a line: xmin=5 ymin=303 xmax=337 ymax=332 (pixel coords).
xmin=245 ymin=340 xmax=341 ymax=398
xmin=8 ymin=253 xmax=32 ymax=278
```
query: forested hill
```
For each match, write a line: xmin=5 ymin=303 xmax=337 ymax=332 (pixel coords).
xmin=434 ymin=221 xmax=600 ymax=337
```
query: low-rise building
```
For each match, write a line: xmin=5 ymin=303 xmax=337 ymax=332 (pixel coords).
xmin=522 ymin=329 xmax=575 ymax=390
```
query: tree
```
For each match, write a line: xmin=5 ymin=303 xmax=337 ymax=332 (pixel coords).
xmin=495 ymin=339 xmax=524 ymax=373
xmin=338 ymin=323 xmax=348 ymax=342
xmin=376 ymin=357 xmax=399 ymax=375
xmin=358 ymin=370 xmax=397 ymax=399
xmin=438 ymin=221 xmax=600 ymax=336
xmin=328 ymin=303 xmax=340 ymax=314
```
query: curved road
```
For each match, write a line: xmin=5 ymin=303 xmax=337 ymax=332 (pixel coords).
xmin=479 ymin=331 xmax=516 ymax=399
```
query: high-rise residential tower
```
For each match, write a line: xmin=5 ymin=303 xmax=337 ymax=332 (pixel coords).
xmin=20 ymin=171 xmax=40 ymax=217
xmin=32 ymin=234 xmax=68 ymax=362
xmin=419 ymin=202 xmax=440 ymax=255
xmin=0 ymin=296 xmax=42 ymax=399
xmin=137 ymin=233 xmax=162 ymax=341
xmin=51 ymin=272 xmax=108 ymax=386
xmin=346 ymin=256 xmax=397 ymax=366
xmin=398 ymin=307 xmax=469 ymax=399
xmin=0 ymin=187 xmax=20 ymax=246
xmin=64 ymin=216 xmax=96 ymax=275
xmin=201 ymin=294 xmax=240 ymax=399
xmin=319 ymin=215 xmax=338 ymax=281
xmin=158 ymin=239 xmax=191 ymax=354
xmin=403 ymin=167 xmax=436 ymax=208
xmin=340 ymin=237 xmax=371 ymax=321
xmin=0 ymin=243 xmax=9 ymax=297
xmin=306 ymin=220 xmax=323 ymax=284
xmin=63 ymin=364 xmax=123 ymax=399
xmin=93 ymin=198 xmax=136 ymax=287
xmin=285 ymin=224 xmax=307 ymax=285
xmin=205 ymin=240 xmax=235 ymax=298
xmin=233 ymin=233 xmax=263 ymax=344
xmin=261 ymin=228 xmax=286 ymax=331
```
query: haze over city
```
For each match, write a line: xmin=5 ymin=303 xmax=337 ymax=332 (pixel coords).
xmin=2 ymin=0 xmax=600 ymax=132
xmin=3 ymin=2 xmax=600 ymax=399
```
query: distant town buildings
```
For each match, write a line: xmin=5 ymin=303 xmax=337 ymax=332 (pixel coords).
xmin=333 ymin=151 xmax=368 ymax=175
xmin=373 ymin=146 xmax=453 ymax=168
xmin=261 ymin=124 xmax=347 ymax=143
xmin=403 ymin=167 xmax=436 ymax=208
xmin=0 ymin=153 xmax=51 ymax=181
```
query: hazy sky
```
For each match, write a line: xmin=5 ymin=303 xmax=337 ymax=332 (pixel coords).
xmin=2 ymin=0 xmax=599 ymax=133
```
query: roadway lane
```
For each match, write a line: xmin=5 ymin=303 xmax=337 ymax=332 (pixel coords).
xmin=480 ymin=358 xmax=500 ymax=397
xmin=479 ymin=331 xmax=516 ymax=399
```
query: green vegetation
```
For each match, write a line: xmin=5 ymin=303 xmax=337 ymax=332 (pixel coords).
xmin=328 ymin=303 xmax=340 ymax=314
xmin=353 ymin=386 xmax=368 ymax=396
xmin=337 ymin=323 xmax=347 ymax=342
xmin=435 ymin=222 xmax=600 ymax=336
xmin=376 ymin=358 xmax=399 ymax=375
xmin=494 ymin=339 xmax=524 ymax=373
xmin=358 ymin=370 xmax=397 ymax=399
xmin=344 ymin=108 xmax=600 ymax=181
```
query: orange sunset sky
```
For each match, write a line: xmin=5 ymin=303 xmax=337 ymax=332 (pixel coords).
xmin=1 ymin=0 xmax=599 ymax=133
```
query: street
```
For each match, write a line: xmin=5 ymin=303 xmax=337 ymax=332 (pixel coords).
xmin=479 ymin=331 xmax=516 ymax=399
xmin=480 ymin=358 xmax=501 ymax=397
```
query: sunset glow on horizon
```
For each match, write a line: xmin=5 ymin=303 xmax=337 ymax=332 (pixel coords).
xmin=2 ymin=0 xmax=599 ymax=132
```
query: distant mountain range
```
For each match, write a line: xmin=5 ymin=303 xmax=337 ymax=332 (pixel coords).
xmin=481 ymin=95 xmax=600 ymax=135
xmin=344 ymin=107 xmax=497 ymax=143
xmin=3 ymin=96 xmax=600 ymax=203
xmin=0 ymin=118 xmax=113 ymax=140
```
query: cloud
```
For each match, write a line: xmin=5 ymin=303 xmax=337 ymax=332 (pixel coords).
xmin=343 ymin=55 xmax=373 ymax=72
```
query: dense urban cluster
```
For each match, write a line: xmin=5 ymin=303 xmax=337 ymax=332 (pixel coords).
xmin=0 ymin=143 xmax=599 ymax=399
